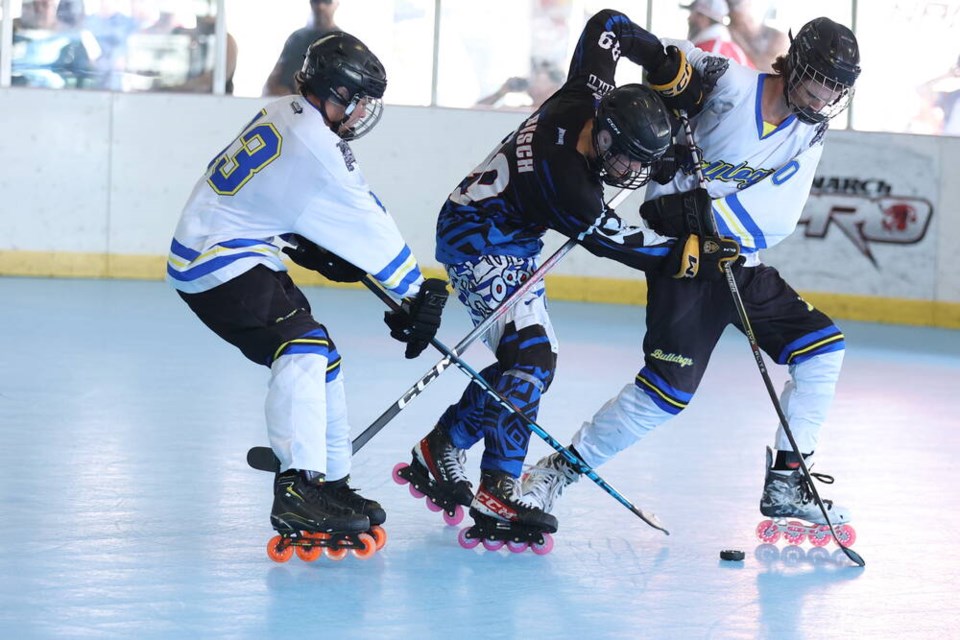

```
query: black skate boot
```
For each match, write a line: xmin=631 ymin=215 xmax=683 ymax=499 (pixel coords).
xmin=267 ymin=470 xmax=379 ymax=563
xmin=324 ymin=476 xmax=388 ymax=552
xmin=271 ymin=470 xmax=370 ymax=534
xmin=393 ymin=425 xmax=473 ymax=526
xmin=324 ymin=477 xmax=387 ymax=526
xmin=756 ymin=447 xmax=856 ymax=548
xmin=459 ymin=470 xmax=558 ymax=555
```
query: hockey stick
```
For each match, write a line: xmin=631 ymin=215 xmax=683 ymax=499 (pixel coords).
xmin=362 ymin=275 xmax=669 ymax=535
xmin=350 ymin=187 xmax=634 ymax=454
xmin=677 ymin=111 xmax=864 ymax=567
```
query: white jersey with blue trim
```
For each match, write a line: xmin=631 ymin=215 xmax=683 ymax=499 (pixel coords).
xmin=646 ymin=39 xmax=827 ymax=267
xmin=167 ymin=96 xmax=423 ymax=298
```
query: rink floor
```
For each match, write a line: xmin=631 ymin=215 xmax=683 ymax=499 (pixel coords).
xmin=1 ymin=276 xmax=958 ymax=640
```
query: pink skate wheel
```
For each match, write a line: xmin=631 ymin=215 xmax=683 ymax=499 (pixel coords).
xmin=481 ymin=538 xmax=505 ymax=551
xmin=408 ymin=483 xmax=425 ymax=499
xmin=834 ymin=524 xmax=856 ymax=547
xmin=783 ymin=521 xmax=806 ymax=545
xmin=808 ymin=526 xmax=832 ymax=547
xmin=424 ymin=498 xmax=443 ymax=512
xmin=506 ymin=540 xmax=529 ymax=553
xmin=531 ymin=533 xmax=554 ymax=555
xmin=392 ymin=463 xmax=409 ymax=485
xmin=457 ymin=528 xmax=480 ymax=549
xmin=442 ymin=505 xmax=465 ymax=527
xmin=756 ymin=519 xmax=781 ymax=544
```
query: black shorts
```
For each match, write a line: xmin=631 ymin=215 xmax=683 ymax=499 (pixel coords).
xmin=640 ymin=263 xmax=844 ymax=408
xmin=178 ymin=266 xmax=327 ymax=367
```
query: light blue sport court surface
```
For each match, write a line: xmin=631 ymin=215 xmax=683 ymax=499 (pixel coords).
xmin=1 ymin=276 xmax=957 ymax=639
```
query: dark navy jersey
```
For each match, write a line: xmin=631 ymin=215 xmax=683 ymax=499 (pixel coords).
xmin=435 ymin=10 xmax=672 ymax=271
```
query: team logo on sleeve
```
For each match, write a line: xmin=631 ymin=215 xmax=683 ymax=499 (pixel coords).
xmin=700 ymin=56 xmax=729 ymax=94
xmin=338 ymin=140 xmax=357 ymax=171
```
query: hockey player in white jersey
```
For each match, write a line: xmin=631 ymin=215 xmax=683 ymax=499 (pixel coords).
xmin=167 ymin=32 xmax=448 ymax=560
xmin=523 ymin=17 xmax=861 ymax=547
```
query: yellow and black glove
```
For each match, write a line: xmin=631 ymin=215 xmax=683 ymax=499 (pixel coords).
xmin=665 ymin=234 xmax=740 ymax=281
xmin=647 ymin=45 xmax=704 ymax=117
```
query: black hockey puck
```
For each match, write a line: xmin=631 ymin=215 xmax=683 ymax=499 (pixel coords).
xmin=720 ymin=549 xmax=745 ymax=561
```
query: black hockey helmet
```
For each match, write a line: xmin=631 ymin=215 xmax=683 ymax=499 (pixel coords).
xmin=784 ymin=17 xmax=860 ymax=125
xmin=594 ymin=84 xmax=673 ymax=189
xmin=295 ymin=31 xmax=387 ymax=140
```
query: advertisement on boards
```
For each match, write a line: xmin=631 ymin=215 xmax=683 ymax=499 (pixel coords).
xmin=763 ymin=132 xmax=938 ymax=299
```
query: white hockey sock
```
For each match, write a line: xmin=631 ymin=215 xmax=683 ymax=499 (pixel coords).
xmin=265 ymin=352 xmax=331 ymax=474
xmin=775 ymin=350 xmax=844 ymax=453
xmin=324 ymin=371 xmax=351 ymax=482
xmin=572 ymin=382 xmax=674 ymax=468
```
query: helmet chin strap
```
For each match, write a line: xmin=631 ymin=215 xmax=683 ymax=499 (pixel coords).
xmin=304 ymin=92 xmax=354 ymax=137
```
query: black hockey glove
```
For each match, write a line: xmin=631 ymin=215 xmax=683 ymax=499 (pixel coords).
xmin=650 ymin=143 xmax=694 ymax=185
xmin=282 ymin=234 xmax=366 ymax=283
xmin=663 ymin=233 xmax=740 ymax=281
xmin=647 ymin=45 xmax=704 ymax=117
xmin=384 ymin=278 xmax=449 ymax=359
xmin=640 ymin=187 xmax=712 ymax=238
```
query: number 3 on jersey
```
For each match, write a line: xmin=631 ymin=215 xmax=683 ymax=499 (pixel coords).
xmin=207 ymin=111 xmax=283 ymax=195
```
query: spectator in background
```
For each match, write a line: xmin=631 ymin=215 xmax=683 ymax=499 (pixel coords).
xmin=915 ymin=54 xmax=960 ymax=135
xmin=263 ymin=0 xmax=339 ymax=96
xmin=16 ymin=0 xmax=61 ymax=29
xmin=726 ymin=0 xmax=788 ymax=72
xmin=126 ymin=4 xmax=236 ymax=94
xmin=85 ymin=0 xmax=138 ymax=89
xmin=681 ymin=0 xmax=753 ymax=68
xmin=172 ymin=15 xmax=238 ymax=94
xmin=12 ymin=0 xmax=101 ymax=88
xmin=475 ymin=59 xmax=565 ymax=110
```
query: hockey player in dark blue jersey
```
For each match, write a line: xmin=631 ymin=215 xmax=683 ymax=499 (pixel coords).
xmin=398 ymin=9 xmax=726 ymax=542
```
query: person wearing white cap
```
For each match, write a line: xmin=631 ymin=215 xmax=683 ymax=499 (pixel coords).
xmin=681 ymin=0 xmax=754 ymax=68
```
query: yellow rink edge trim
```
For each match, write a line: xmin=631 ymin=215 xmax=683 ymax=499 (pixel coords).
xmin=1 ymin=250 xmax=958 ymax=329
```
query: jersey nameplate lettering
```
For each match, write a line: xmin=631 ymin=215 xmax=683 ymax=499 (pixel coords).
xmin=516 ymin=114 xmax=539 ymax=173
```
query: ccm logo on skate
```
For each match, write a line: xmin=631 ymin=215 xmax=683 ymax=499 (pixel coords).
xmin=475 ymin=492 xmax=515 ymax=520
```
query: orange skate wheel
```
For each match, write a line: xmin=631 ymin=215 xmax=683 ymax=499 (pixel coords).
xmin=296 ymin=544 xmax=323 ymax=562
xmin=267 ymin=535 xmax=293 ymax=563
xmin=370 ymin=526 xmax=387 ymax=550
xmin=326 ymin=546 xmax=349 ymax=561
xmin=352 ymin=533 xmax=378 ymax=560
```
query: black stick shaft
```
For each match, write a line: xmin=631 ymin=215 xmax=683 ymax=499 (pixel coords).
xmin=678 ymin=111 xmax=863 ymax=567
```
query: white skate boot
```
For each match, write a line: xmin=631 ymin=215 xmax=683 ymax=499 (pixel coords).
xmin=757 ymin=447 xmax=856 ymax=547
xmin=520 ymin=451 xmax=581 ymax=514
